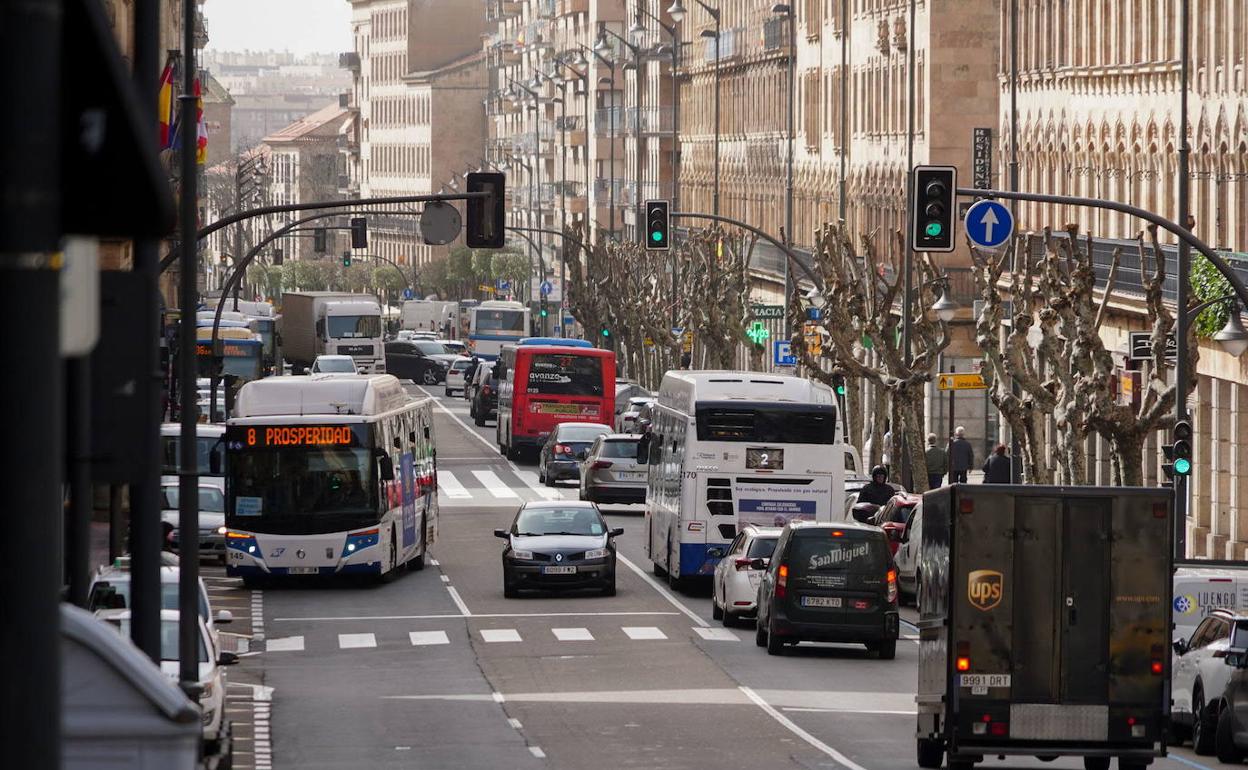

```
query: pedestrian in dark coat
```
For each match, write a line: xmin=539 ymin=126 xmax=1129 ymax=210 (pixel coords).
xmin=948 ymin=425 xmax=974 ymax=483
xmin=982 ymin=443 xmax=1012 ymax=483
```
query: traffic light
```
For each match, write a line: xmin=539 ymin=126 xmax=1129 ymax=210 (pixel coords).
xmin=342 ymin=250 xmax=352 ymax=268
xmin=313 ymin=227 xmax=327 ymax=253
xmin=539 ymin=298 xmax=549 ymax=318
xmin=466 ymin=172 xmax=506 ymax=248
xmin=600 ymin=326 xmax=610 ymax=339
xmin=1161 ymin=443 xmax=1176 ymax=487
xmin=1173 ymin=420 xmax=1193 ymax=477
xmin=832 ymin=374 xmax=846 ymax=397
xmin=350 ymin=217 xmax=368 ymax=249
xmin=910 ymin=165 xmax=957 ymax=253
xmin=645 ymin=199 xmax=670 ymax=250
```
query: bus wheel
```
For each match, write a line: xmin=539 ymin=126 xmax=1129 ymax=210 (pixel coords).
xmin=380 ymin=538 xmax=400 ymax=583
xmin=410 ymin=535 xmax=426 ymax=572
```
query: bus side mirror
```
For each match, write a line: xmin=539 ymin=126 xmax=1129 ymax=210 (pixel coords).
xmin=209 ymin=440 xmax=223 ymax=475
xmin=378 ymin=455 xmax=395 ymax=481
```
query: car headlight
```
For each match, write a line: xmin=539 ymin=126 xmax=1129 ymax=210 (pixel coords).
xmin=216 ymin=526 xmax=227 ymax=536
xmin=202 ymin=707 xmax=216 ymax=725
xmin=200 ymin=680 xmax=214 ymax=699
xmin=510 ymin=549 xmax=534 ymax=560
xmin=584 ymin=547 xmax=609 ymax=559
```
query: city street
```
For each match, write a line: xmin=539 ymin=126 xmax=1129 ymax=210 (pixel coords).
xmin=218 ymin=384 xmax=1226 ymax=770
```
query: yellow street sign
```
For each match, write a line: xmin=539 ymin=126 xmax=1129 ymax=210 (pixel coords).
xmin=937 ymin=373 xmax=987 ymax=391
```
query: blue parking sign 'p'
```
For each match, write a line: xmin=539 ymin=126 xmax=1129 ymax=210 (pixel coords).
xmin=773 ymin=340 xmax=797 ymax=367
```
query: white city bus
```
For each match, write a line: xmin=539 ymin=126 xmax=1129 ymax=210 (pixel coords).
xmin=223 ymin=374 xmax=437 ymax=582
xmin=468 ymin=299 xmax=530 ymax=359
xmin=642 ymin=371 xmax=847 ymax=586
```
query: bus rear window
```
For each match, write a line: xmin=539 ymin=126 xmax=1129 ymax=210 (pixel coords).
xmin=476 ymin=310 xmax=526 ymax=332
xmin=696 ymin=405 xmax=836 ymax=444
xmin=526 ymin=354 xmax=604 ymax=396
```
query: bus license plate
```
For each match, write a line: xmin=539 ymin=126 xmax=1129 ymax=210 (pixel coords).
xmin=287 ymin=567 xmax=318 ymax=575
xmin=801 ymin=596 xmax=842 ymax=608
xmin=543 ymin=566 xmax=576 ymax=575
xmin=959 ymin=674 xmax=1011 ymax=689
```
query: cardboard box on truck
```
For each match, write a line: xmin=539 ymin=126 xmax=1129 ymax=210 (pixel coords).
xmin=915 ymin=485 xmax=1172 ymax=770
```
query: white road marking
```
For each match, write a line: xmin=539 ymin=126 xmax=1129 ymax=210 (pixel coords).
xmin=273 ymin=610 xmax=678 ymax=622
xmin=529 ymin=746 xmax=546 ymax=758
xmin=446 ymin=586 xmax=472 ymax=616
xmin=614 ymin=553 xmax=709 ymax=628
xmin=480 ymin=628 xmax=522 ymax=643
xmin=508 ymin=718 xmax=523 ymax=729
xmin=739 ymin=686 xmax=870 ymax=770
xmin=512 ymin=468 xmax=566 ymax=500
xmin=338 ymin=633 xmax=377 ymax=649
xmin=265 ymin=636 xmax=304 ymax=652
xmin=440 ymin=574 xmax=450 ymax=583
xmin=783 ymin=707 xmax=915 ymax=715
xmin=692 ymin=627 xmax=739 ymax=642
xmin=430 ymin=558 xmax=439 ymax=566
xmin=437 ymin=471 xmax=472 ymax=498
xmin=383 ymin=689 xmax=748 ymax=704
xmin=552 ymin=627 xmax=594 ymax=641
xmin=409 ymin=630 xmax=450 ymax=646
xmin=492 ymin=691 xmax=505 ymax=703
xmin=472 ymin=470 xmax=520 ymax=499
xmin=622 ymin=626 xmax=667 ymax=640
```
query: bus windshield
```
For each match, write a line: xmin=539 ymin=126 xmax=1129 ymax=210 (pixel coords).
xmin=229 ymin=442 xmax=379 ymax=534
xmin=475 ymin=310 xmax=526 ymax=333
xmin=695 ymin=403 xmax=837 ymax=444
xmin=526 ymin=353 xmax=604 ymax=396
xmin=327 ymin=315 xmax=381 ymax=339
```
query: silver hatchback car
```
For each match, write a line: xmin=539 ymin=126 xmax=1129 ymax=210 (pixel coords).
xmin=579 ymin=433 xmax=647 ymax=505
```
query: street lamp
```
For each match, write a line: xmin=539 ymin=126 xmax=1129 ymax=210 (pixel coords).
xmin=639 ymin=6 xmax=681 ymax=216
xmin=599 ymin=27 xmax=643 ymax=242
xmin=553 ymin=57 xmax=591 ymax=210
xmin=929 ymin=285 xmax=959 ymax=324
xmin=583 ymin=42 xmax=618 ymax=240
xmin=1214 ymin=305 xmax=1248 ymax=358
xmin=678 ymin=0 xmax=722 ymax=218
xmin=772 ymin=2 xmax=796 ymax=338
xmin=666 ymin=1 xmax=688 ymax=22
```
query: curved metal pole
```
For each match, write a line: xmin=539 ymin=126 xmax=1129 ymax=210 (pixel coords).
xmin=671 ymin=210 xmax=819 ymax=288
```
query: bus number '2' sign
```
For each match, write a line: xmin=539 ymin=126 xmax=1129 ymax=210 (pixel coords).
xmin=968 ymin=569 xmax=1003 ymax=611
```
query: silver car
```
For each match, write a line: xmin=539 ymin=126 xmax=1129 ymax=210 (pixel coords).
xmin=578 ymin=433 xmax=647 ymax=505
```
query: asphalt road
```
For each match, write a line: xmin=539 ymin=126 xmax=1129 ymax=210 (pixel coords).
xmin=238 ymin=384 xmax=1232 ymax=770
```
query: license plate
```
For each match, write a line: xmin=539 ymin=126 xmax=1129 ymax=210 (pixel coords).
xmin=287 ymin=567 xmax=318 ymax=575
xmin=618 ymin=472 xmax=644 ymax=480
xmin=801 ymin=596 xmax=842 ymax=608
xmin=959 ymin=674 xmax=1011 ymax=689
xmin=543 ymin=565 xmax=576 ymax=575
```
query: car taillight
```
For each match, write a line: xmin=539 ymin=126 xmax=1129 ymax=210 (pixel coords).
xmin=556 ymin=444 xmax=571 ymax=455
xmin=776 ymin=564 xmax=788 ymax=598
xmin=734 ymin=558 xmax=753 ymax=571
xmin=482 ymin=385 xmax=492 ymax=395
xmin=887 ymin=568 xmax=898 ymax=604
xmin=591 ymin=460 xmax=613 ymax=469
xmin=956 ymin=640 xmax=971 ymax=672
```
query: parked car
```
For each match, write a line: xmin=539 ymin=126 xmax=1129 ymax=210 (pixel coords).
xmin=870 ymin=493 xmax=922 ymax=555
xmin=310 ymin=354 xmax=357 ymax=374
xmin=161 ymin=482 xmax=228 ymax=563
xmin=613 ymin=381 xmax=650 ymax=425
xmin=384 ymin=339 xmax=457 ymax=384
xmin=712 ymin=525 xmax=782 ymax=627
xmin=445 ymin=356 xmax=472 ymax=396
xmin=538 ymin=422 xmax=612 ymax=486
xmin=1173 ymin=610 xmax=1248 ymax=753
xmin=754 ymin=520 xmax=899 ymax=658
xmin=469 ymin=361 xmax=498 ymax=426
xmin=494 ymin=501 xmax=623 ymax=597
xmin=616 ymin=396 xmax=656 ymax=433
xmin=437 ymin=339 xmax=468 ymax=356
xmin=578 ymin=433 xmax=646 ymax=504
xmin=893 ymin=500 xmax=924 ymax=604
xmin=98 ymin=608 xmax=238 ymax=759
xmin=87 ymin=562 xmax=233 ymax=649
xmin=160 ymin=422 xmax=226 ymax=495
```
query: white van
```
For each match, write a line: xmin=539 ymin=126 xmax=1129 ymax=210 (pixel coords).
xmin=1173 ymin=567 xmax=1248 ymax=642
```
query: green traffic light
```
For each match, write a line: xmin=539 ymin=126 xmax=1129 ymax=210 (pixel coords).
xmin=540 ymin=309 xmax=548 ymax=318
xmin=601 ymin=328 xmax=610 ymax=338
xmin=925 ymin=222 xmax=943 ymax=237
xmin=1174 ymin=457 xmax=1192 ymax=476
xmin=651 ymin=231 xmax=662 ymax=242
xmin=835 ymin=385 xmax=846 ymax=396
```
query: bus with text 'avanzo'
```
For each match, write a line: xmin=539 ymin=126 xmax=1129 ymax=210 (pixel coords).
xmin=223 ymin=374 xmax=437 ymax=583
xmin=468 ymin=299 xmax=530 ymax=359
xmin=495 ymin=338 xmax=616 ymax=459
xmin=641 ymin=371 xmax=847 ymax=586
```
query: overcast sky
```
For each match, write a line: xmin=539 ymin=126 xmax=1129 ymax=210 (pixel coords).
xmin=204 ymin=0 xmax=351 ymax=54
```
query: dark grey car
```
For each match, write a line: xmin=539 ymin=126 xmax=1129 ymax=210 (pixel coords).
xmin=495 ymin=501 xmax=623 ymax=597
xmin=538 ymin=422 xmax=612 ymax=486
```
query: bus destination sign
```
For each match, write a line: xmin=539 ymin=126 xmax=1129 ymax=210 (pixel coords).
xmin=227 ymin=425 xmax=360 ymax=448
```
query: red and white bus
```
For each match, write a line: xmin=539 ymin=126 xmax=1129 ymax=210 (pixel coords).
xmin=495 ymin=338 xmax=616 ymax=459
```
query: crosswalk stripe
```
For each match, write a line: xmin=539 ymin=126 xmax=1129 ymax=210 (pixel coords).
xmin=265 ymin=636 xmax=304 ymax=652
xmin=480 ymin=628 xmax=522 ymax=643
xmin=437 ymin=471 xmax=472 ymax=499
xmin=409 ymin=631 xmax=450 ymax=646
xmin=513 ymin=469 xmax=566 ymax=500
xmin=622 ymin=626 xmax=667 ymax=640
xmin=552 ymin=627 xmax=594 ymax=641
xmin=693 ymin=627 xmax=739 ymax=642
xmin=338 ymin=633 xmax=377 ymax=649
xmin=472 ymin=470 xmax=521 ymax=499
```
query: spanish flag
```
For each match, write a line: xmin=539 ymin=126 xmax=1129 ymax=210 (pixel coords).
xmin=157 ymin=59 xmax=175 ymax=148
xmin=194 ymin=77 xmax=208 ymax=164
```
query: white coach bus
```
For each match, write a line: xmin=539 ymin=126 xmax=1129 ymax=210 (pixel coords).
xmin=223 ymin=374 xmax=437 ymax=583
xmin=641 ymin=371 xmax=847 ymax=587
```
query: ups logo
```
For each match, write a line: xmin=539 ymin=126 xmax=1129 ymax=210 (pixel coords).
xmin=968 ymin=569 xmax=1003 ymax=611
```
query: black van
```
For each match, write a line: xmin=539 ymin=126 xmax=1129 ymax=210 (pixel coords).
xmin=754 ymin=520 xmax=900 ymax=658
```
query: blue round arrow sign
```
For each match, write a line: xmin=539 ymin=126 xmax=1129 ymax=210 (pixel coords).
xmin=964 ymin=199 xmax=1014 ymax=249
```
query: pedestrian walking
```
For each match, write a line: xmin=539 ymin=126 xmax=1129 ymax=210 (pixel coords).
xmin=948 ymin=426 xmax=974 ymax=484
xmin=982 ymin=443 xmax=1012 ymax=483
xmin=924 ymin=433 xmax=947 ymax=490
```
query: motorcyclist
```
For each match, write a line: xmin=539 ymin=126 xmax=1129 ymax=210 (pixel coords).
xmin=857 ymin=465 xmax=896 ymax=507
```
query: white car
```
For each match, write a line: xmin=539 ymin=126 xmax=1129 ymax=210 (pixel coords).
xmin=616 ymin=396 xmax=656 ymax=433
xmin=711 ymin=525 xmax=782 ymax=626
xmin=437 ymin=339 xmax=468 ymax=356
xmin=311 ymin=354 xmax=358 ymax=374
xmin=87 ymin=562 xmax=233 ymax=649
xmin=893 ymin=500 xmax=923 ymax=603
xmin=161 ymin=482 xmax=228 ymax=562
xmin=98 ymin=608 xmax=236 ymax=759
xmin=444 ymin=356 xmax=472 ymax=396
xmin=1172 ymin=609 xmax=1248 ymax=752
xmin=160 ymin=422 xmax=226 ymax=495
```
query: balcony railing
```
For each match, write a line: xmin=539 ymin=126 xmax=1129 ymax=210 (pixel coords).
xmin=762 ymin=17 xmax=791 ymax=52
xmin=593 ymin=178 xmax=628 ymax=205
xmin=556 ymin=114 xmax=585 ymax=132
xmin=534 ymin=0 xmax=556 ymax=19
xmin=639 ymin=106 xmax=673 ymax=135
xmin=594 ymin=107 xmax=624 ymax=135
xmin=702 ymin=27 xmax=742 ymax=62
xmin=554 ymin=180 xmax=586 ymax=198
